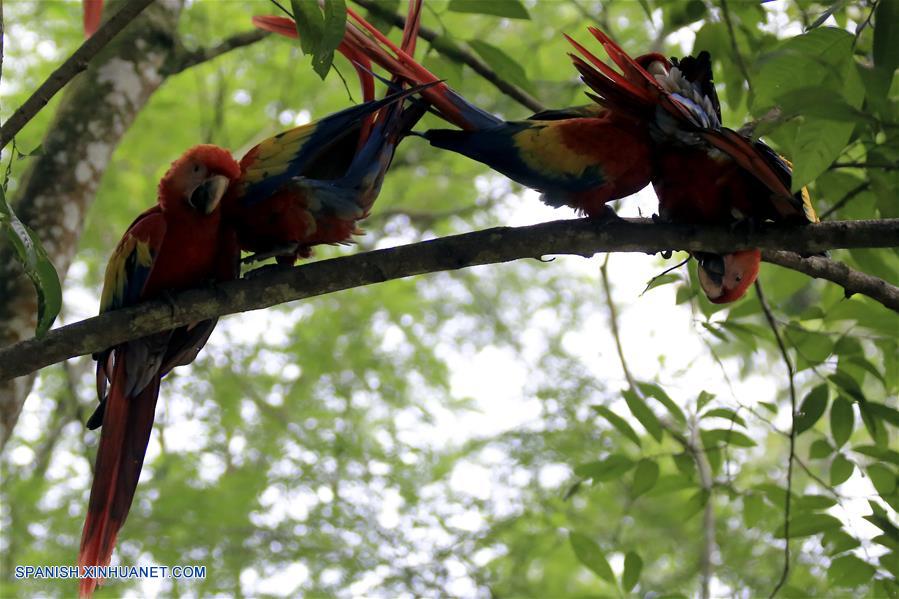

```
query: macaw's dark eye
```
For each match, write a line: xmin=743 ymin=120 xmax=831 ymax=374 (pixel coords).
xmin=193 ymin=164 xmax=201 ymax=173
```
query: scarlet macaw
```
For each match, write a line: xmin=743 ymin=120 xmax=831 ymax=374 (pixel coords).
xmin=567 ymin=29 xmax=817 ymax=302
xmin=227 ymin=1 xmax=429 ymax=264
xmin=79 ymin=88 xmax=425 ymax=595
xmin=79 ymin=145 xmax=241 ymax=597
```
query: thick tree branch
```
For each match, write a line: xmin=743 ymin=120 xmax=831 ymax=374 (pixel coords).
xmin=0 ymin=0 xmax=154 ymax=149
xmin=351 ymin=0 xmax=546 ymax=113
xmin=762 ymin=250 xmax=899 ymax=312
xmin=166 ymin=29 xmax=271 ymax=75
xmin=0 ymin=217 xmax=897 ymax=381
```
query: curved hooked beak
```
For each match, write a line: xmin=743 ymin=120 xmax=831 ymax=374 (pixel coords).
xmin=696 ymin=252 xmax=725 ymax=301
xmin=188 ymin=175 xmax=230 ymax=215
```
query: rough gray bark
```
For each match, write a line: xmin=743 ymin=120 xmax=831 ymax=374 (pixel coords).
xmin=0 ymin=0 xmax=182 ymax=451
xmin=1 ymin=217 xmax=897 ymax=382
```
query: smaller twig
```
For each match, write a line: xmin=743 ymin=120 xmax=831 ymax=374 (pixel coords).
xmin=819 ymin=181 xmax=870 ymax=220
xmin=762 ymin=250 xmax=899 ymax=313
xmin=719 ymin=0 xmax=754 ymax=101
xmin=351 ymin=0 xmax=545 ymax=113
xmin=756 ymin=282 xmax=796 ymax=599
xmin=830 ymin=161 xmax=898 ymax=171
xmin=167 ymin=29 xmax=271 ymax=75
xmin=853 ymin=0 xmax=878 ymax=48
xmin=641 ymin=256 xmax=690 ymax=296
xmin=0 ymin=0 xmax=155 ymax=149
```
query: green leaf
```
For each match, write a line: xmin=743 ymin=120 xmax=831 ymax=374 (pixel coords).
xmin=290 ymin=0 xmax=346 ymax=79
xmin=880 ymin=552 xmax=899 ymax=579
xmin=775 ymin=87 xmax=867 ymax=123
xmin=830 ymin=454 xmax=854 ymax=485
xmin=865 ymin=500 xmax=899 ymax=542
xmin=0 ymin=186 xmax=62 ymax=337
xmin=683 ymin=489 xmax=710 ymax=519
xmin=830 ymin=396 xmax=854 ymax=448
xmin=873 ymin=0 xmax=899 ymax=76
xmin=775 ymin=513 xmax=843 ymax=538
xmin=637 ymin=382 xmax=686 ymax=425
xmin=574 ymin=455 xmax=635 ymax=482
xmin=675 ymin=283 xmax=695 ymax=305
xmin=827 ymin=554 xmax=876 ymax=587
xmin=447 ymin=0 xmax=530 ymax=19
xmin=873 ymin=579 xmax=899 ymax=599
xmin=795 ymin=385 xmax=829 ymax=435
xmin=646 ymin=474 xmax=694 ymax=496
xmin=864 ymin=401 xmax=899 ymax=428
xmin=18 ymin=144 xmax=42 ymax=158
xmin=790 ymin=328 xmax=835 ymax=369
xmin=622 ymin=550 xmax=643 ymax=593
xmin=700 ymin=429 xmax=757 ymax=448
xmin=631 ymin=459 xmax=660 ymax=498
xmin=853 ymin=445 xmax=899 ymax=467
xmin=743 ymin=493 xmax=765 ymax=528
xmin=622 ymin=389 xmax=663 ymax=442
xmin=291 ymin=0 xmax=323 ymax=55
xmin=697 ymin=390 xmax=715 ymax=412
xmin=867 ymin=464 xmax=898 ymax=496
xmin=568 ymin=532 xmax=615 ymax=583
xmin=793 ymin=494 xmax=838 ymax=512
xmin=859 ymin=401 xmax=889 ymax=447
xmin=829 ymin=372 xmax=864 ymax=402
xmin=592 ymin=405 xmax=642 ymax=448
xmin=467 ymin=40 xmax=535 ymax=94
xmin=757 ymin=402 xmax=777 ymax=415
xmin=672 ymin=452 xmax=695 ymax=478
xmin=701 ymin=408 xmax=747 ymax=428
xmin=822 ymin=528 xmax=861 ymax=555
xmin=809 ymin=438 xmax=834 ymax=459
xmin=752 ymin=28 xmax=864 ymax=191
xmin=643 ymin=273 xmax=680 ymax=292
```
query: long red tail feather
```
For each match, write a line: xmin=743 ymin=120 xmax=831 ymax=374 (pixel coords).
xmin=78 ymin=357 xmax=161 ymax=598
xmin=83 ymin=0 xmax=103 ymax=37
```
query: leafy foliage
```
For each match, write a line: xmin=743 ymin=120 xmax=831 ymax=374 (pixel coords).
xmin=0 ymin=145 xmax=61 ymax=337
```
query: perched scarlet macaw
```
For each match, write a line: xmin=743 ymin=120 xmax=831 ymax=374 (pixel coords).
xmin=79 ymin=146 xmax=241 ymax=597
xmin=79 ymin=91 xmax=425 ymax=595
xmin=567 ymin=29 xmax=817 ymax=302
xmin=255 ymin=10 xmax=654 ymax=219
xmin=228 ymin=1 xmax=429 ymax=264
